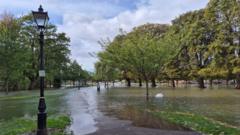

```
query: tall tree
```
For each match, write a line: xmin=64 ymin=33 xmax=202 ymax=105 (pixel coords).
xmin=0 ymin=13 xmax=28 ymax=93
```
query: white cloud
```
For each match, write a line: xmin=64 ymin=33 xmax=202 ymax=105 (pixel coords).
xmin=58 ymin=0 xmax=209 ymax=71
xmin=0 ymin=0 xmax=209 ymax=71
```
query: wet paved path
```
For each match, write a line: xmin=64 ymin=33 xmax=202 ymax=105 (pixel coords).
xmin=65 ymin=87 xmax=200 ymax=135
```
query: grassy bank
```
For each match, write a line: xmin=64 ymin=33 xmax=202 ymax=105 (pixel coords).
xmin=0 ymin=115 xmax=71 ymax=135
xmin=118 ymin=105 xmax=240 ymax=135
xmin=152 ymin=111 xmax=240 ymax=135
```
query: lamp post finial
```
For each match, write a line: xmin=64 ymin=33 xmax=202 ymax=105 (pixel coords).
xmin=39 ymin=5 xmax=43 ymax=12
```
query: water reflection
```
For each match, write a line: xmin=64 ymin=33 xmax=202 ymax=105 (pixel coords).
xmin=104 ymin=87 xmax=240 ymax=127
xmin=0 ymin=90 xmax=68 ymax=120
xmin=65 ymin=87 xmax=102 ymax=135
xmin=1 ymin=85 xmax=239 ymax=133
xmin=0 ymin=87 xmax=103 ymax=135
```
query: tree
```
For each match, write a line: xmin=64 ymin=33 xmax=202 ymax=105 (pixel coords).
xmin=168 ymin=10 xmax=214 ymax=88
xmin=203 ymin=0 xmax=240 ymax=88
xmin=97 ymin=33 xmax=133 ymax=87
xmin=19 ymin=14 xmax=39 ymax=90
xmin=0 ymin=13 xmax=28 ymax=93
xmin=0 ymin=12 xmax=73 ymax=91
xmin=96 ymin=24 xmax=175 ymax=101
xmin=19 ymin=14 xmax=71 ymax=89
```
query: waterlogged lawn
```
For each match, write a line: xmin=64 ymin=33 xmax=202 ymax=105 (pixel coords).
xmin=0 ymin=89 xmax=73 ymax=134
xmin=153 ymin=111 xmax=240 ymax=135
xmin=103 ymin=86 xmax=240 ymax=134
xmin=0 ymin=115 xmax=71 ymax=135
xmin=0 ymin=89 xmax=70 ymax=120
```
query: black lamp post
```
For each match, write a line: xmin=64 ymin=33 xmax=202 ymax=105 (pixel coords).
xmin=32 ymin=5 xmax=49 ymax=135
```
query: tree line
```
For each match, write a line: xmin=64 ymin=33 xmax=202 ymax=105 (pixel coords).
xmin=95 ymin=0 xmax=240 ymax=100
xmin=0 ymin=12 xmax=90 ymax=93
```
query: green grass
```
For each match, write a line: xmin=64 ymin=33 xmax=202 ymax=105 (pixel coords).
xmin=48 ymin=115 xmax=72 ymax=129
xmin=0 ymin=92 xmax=65 ymax=101
xmin=0 ymin=115 xmax=71 ymax=135
xmin=0 ymin=118 xmax=35 ymax=135
xmin=0 ymin=95 xmax=38 ymax=101
xmin=118 ymin=104 xmax=240 ymax=135
xmin=152 ymin=111 xmax=240 ymax=135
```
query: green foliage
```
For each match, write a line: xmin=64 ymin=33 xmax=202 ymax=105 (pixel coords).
xmin=96 ymin=24 xmax=176 ymax=99
xmin=98 ymin=26 xmax=171 ymax=75
xmin=95 ymin=0 xmax=240 ymax=89
xmin=0 ymin=13 xmax=28 ymax=92
xmin=124 ymin=24 xmax=172 ymax=81
xmin=63 ymin=60 xmax=91 ymax=85
xmin=0 ymin=12 xmax=90 ymax=91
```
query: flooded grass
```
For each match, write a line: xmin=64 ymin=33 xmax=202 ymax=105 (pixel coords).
xmin=0 ymin=89 xmax=70 ymax=120
xmin=117 ymin=105 xmax=190 ymax=131
xmin=0 ymin=114 xmax=71 ymax=135
xmin=0 ymin=87 xmax=101 ymax=135
xmin=0 ymin=89 xmax=72 ymax=135
xmin=152 ymin=111 xmax=240 ymax=135
xmin=1 ymin=86 xmax=240 ymax=134
xmin=100 ymin=86 xmax=240 ymax=134
xmin=112 ymin=104 xmax=240 ymax=135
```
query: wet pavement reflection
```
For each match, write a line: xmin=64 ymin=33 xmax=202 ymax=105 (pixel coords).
xmin=65 ymin=86 xmax=199 ymax=135
xmin=65 ymin=87 xmax=102 ymax=135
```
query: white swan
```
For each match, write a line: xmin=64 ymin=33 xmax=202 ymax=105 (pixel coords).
xmin=155 ymin=93 xmax=164 ymax=98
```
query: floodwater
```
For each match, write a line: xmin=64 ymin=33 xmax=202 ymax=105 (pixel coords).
xmin=0 ymin=87 xmax=102 ymax=135
xmin=0 ymin=84 xmax=239 ymax=134
xmin=64 ymin=87 xmax=101 ymax=135
xmin=0 ymin=89 xmax=69 ymax=120
xmin=104 ymin=85 xmax=240 ymax=127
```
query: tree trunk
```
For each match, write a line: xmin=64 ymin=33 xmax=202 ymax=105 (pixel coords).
xmin=72 ymin=80 xmax=75 ymax=87
xmin=198 ymin=77 xmax=205 ymax=89
xmin=49 ymin=81 xmax=52 ymax=88
xmin=13 ymin=83 xmax=19 ymax=91
xmin=106 ymin=81 xmax=109 ymax=89
xmin=78 ymin=80 xmax=80 ymax=90
xmin=151 ymin=78 xmax=156 ymax=88
xmin=226 ymin=79 xmax=229 ymax=87
xmin=146 ymin=79 xmax=149 ymax=101
xmin=185 ymin=80 xmax=188 ymax=88
xmin=171 ymin=79 xmax=175 ymax=88
xmin=209 ymin=79 xmax=213 ymax=88
xmin=97 ymin=82 xmax=100 ymax=92
xmin=6 ymin=81 xmax=9 ymax=95
xmin=236 ymin=73 xmax=240 ymax=89
xmin=104 ymin=81 xmax=107 ymax=88
xmin=28 ymin=78 xmax=37 ymax=90
xmin=112 ymin=81 xmax=115 ymax=87
xmin=139 ymin=78 xmax=142 ymax=87
xmin=126 ymin=78 xmax=131 ymax=87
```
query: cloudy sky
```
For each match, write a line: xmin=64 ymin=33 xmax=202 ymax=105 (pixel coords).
xmin=0 ymin=0 xmax=209 ymax=71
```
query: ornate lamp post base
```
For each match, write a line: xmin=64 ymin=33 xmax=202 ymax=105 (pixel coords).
xmin=37 ymin=97 xmax=47 ymax=135
xmin=37 ymin=124 xmax=47 ymax=135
